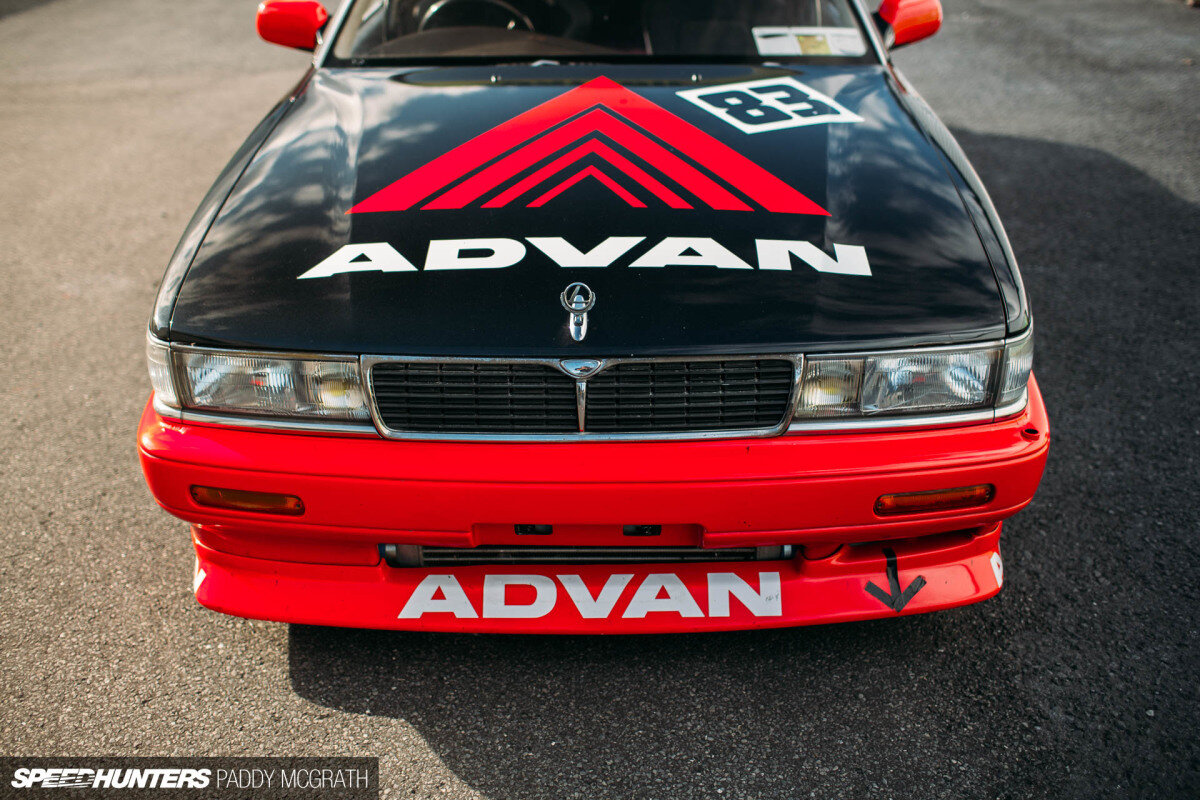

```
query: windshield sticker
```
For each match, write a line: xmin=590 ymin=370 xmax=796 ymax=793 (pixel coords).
xmin=752 ymin=26 xmax=867 ymax=57
xmin=676 ymin=77 xmax=862 ymax=135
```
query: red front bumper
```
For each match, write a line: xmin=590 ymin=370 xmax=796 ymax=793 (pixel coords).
xmin=138 ymin=378 xmax=1049 ymax=633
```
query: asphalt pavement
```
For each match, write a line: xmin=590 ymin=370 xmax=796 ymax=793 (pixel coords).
xmin=1 ymin=0 xmax=1197 ymax=797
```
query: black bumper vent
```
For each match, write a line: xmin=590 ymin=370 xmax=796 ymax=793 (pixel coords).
xmin=585 ymin=359 xmax=794 ymax=433
xmin=414 ymin=545 xmax=780 ymax=567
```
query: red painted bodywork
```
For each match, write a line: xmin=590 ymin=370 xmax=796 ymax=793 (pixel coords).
xmin=877 ymin=0 xmax=943 ymax=48
xmin=138 ymin=378 xmax=1048 ymax=632
xmin=255 ymin=0 xmax=328 ymax=51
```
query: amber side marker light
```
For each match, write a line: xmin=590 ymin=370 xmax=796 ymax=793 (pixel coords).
xmin=875 ymin=484 xmax=995 ymax=516
xmin=190 ymin=486 xmax=305 ymax=516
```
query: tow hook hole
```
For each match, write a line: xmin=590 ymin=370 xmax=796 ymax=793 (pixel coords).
xmin=1022 ymin=427 xmax=1040 ymax=440
xmin=801 ymin=543 xmax=842 ymax=560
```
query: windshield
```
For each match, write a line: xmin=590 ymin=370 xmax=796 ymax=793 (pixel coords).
xmin=330 ymin=0 xmax=873 ymax=63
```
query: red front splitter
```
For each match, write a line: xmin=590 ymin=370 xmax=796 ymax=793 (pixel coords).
xmin=192 ymin=525 xmax=1005 ymax=634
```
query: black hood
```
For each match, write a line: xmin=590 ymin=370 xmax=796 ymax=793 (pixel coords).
xmin=164 ymin=63 xmax=1008 ymax=356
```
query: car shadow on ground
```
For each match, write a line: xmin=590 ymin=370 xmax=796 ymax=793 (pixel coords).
xmin=288 ymin=132 xmax=1199 ymax=799
xmin=288 ymin=614 xmax=1053 ymax=798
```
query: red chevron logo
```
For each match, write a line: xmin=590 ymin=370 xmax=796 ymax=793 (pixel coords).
xmin=349 ymin=76 xmax=828 ymax=216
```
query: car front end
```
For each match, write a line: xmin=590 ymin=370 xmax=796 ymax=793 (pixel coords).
xmin=139 ymin=0 xmax=1048 ymax=632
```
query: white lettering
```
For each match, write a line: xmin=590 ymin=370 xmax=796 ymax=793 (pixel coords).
xmin=557 ymin=574 xmax=633 ymax=618
xmin=755 ymin=240 xmax=871 ymax=276
xmin=527 ymin=236 xmax=646 ymax=267
xmin=297 ymin=242 xmax=417 ymax=279
xmin=299 ymin=238 xmax=872 ymax=277
xmin=706 ymin=572 xmax=782 ymax=617
xmin=425 ymin=238 xmax=526 ymax=270
xmin=481 ymin=574 xmax=557 ymax=618
xmin=622 ymin=573 xmax=704 ymax=618
xmin=398 ymin=574 xmax=478 ymax=618
xmin=630 ymin=236 xmax=753 ymax=270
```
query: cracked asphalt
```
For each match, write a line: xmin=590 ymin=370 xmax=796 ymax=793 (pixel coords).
xmin=1 ymin=0 xmax=1197 ymax=797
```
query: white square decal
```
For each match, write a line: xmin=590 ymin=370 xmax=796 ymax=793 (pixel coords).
xmin=677 ymin=77 xmax=862 ymax=135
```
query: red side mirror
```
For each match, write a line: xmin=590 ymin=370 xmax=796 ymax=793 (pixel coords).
xmin=256 ymin=0 xmax=329 ymax=51
xmin=876 ymin=0 xmax=942 ymax=48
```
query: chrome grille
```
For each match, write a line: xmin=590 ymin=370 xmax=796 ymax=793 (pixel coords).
xmin=367 ymin=356 xmax=800 ymax=439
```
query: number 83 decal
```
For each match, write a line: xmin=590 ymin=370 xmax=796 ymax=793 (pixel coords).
xmin=677 ymin=77 xmax=862 ymax=134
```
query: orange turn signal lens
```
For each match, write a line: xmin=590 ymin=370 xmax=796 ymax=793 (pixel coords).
xmin=190 ymin=486 xmax=304 ymax=516
xmin=874 ymin=484 xmax=994 ymax=516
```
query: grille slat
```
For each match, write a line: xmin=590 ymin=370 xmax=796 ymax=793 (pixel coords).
xmin=371 ymin=358 xmax=795 ymax=436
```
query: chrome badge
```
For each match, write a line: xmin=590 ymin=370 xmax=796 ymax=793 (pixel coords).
xmin=560 ymin=282 xmax=595 ymax=342
xmin=559 ymin=359 xmax=602 ymax=378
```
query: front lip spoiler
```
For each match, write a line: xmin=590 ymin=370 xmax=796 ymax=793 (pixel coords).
xmin=191 ymin=525 xmax=1006 ymax=634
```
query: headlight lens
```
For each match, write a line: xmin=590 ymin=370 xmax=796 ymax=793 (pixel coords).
xmin=795 ymin=358 xmax=864 ymax=418
xmin=176 ymin=351 xmax=369 ymax=420
xmin=794 ymin=331 xmax=1033 ymax=421
xmin=860 ymin=349 xmax=1001 ymax=414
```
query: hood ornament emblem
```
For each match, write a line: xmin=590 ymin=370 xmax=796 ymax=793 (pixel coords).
xmin=560 ymin=282 xmax=595 ymax=342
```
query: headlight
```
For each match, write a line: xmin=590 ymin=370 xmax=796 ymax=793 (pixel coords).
xmin=146 ymin=336 xmax=179 ymax=408
xmin=859 ymin=348 xmax=1001 ymax=414
xmin=178 ymin=351 xmax=368 ymax=420
xmin=146 ymin=338 xmax=369 ymax=421
xmin=998 ymin=332 xmax=1034 ymax=406
xmin=795 ymin=358 xmax=863 ymax=417
xmin=794 ymin=329 xmax=1033 ymax=420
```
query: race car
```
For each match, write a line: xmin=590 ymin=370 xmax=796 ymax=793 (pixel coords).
xmin=138 ymin=0 xmax=1048 ymax=633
